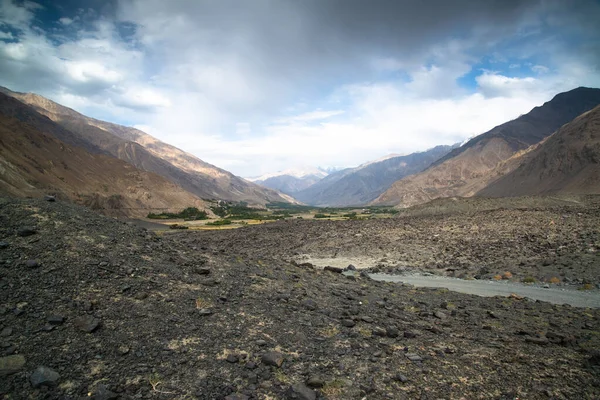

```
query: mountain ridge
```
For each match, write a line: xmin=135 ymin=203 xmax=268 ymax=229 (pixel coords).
xmin=372 ymin=87 xmax=600 ymax=207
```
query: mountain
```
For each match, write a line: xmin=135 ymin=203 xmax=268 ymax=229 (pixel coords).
xmin=293 ymin=145 xmax=455 ymax=207
xmin=478 ymin=105 xmax=600 ymax=197
xmin=248 ymin=167 xmax=328 ymax=195
xmin=0 ymin=87 xmax=294 ymax=206
xmin=372 ymin=87 xmax=600 ymax=207
xmin=0 ymin=93 xmax=204 ymax=217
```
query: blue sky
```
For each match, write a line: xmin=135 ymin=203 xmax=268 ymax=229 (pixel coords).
xmin=1 ymin=0 xmax=599 ymax=176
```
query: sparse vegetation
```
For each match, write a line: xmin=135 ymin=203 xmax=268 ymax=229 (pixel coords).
xmin=522 ymin=276 xmax=536 ymax=283
xmin=206 ymin=219 xmax=232 ymax=226
xmin=148 ymin=207 xmax=208 ymax=220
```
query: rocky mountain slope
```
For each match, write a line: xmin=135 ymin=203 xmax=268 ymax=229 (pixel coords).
xmin=478 ymin=105 xmax=600 ymax=197
xmin=373 ymin=87 xmax=600 ymax=207
xmin=0 ymin=87 xmax=293 ymax=206
xmin=249 ymin=167 xmax=328 ymax=195
xmin=0 ymin=196 xmax=599 ymax=399
xmin=0 ymin=103 xmax=205 ymax=218
xmin=294 ymin=145 xmax=455 ymax=207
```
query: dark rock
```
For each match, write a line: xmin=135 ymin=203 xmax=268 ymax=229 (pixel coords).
xmin=47 ymin=315 xmax=65 ymax=325
xmin=361 ymin=316 xmax=374 ymax=323
xmin=256 ymin=340 xmax=267 ymax=347
xmin=197 ymin=309 xmax=214 ymax=316
xmin=0 ymin=327 xmax=12 ymax=337
xmin=287 ymin=383 xmax=316 ymax=400
xmin=345 ymin=264 xmax=356 ymax=271
xmin=0 ymin=241 xmax=8 ymax=249
xmin=200 ymin=278 xmax=220 ymax=286
xmin=195 ymin=267 xmax=211 ymax=275
xmin=341 ymin=319 xmax=355 ymax=328
xmin=404 ymin=331 xmax=417 ymax=339
xmin=386 ymin=326 xmax=399 ymax=338
xmin=224 ymin=395 xmax=249 ymax=400
xmin=30 ymin=366 xmax=60 ymax=387
xmin=17 ymin=228 xmax=37 ymax=237
xmin=0 ymin=354 xmax=26 ymax=376
xmin=245 ymin=361 xmax=257 ymax=369
xmin=525 ymin=336 xmax=549 ymax=345
xmin=73 ymin=316 xmax=101 ymax=333
xmin=393 ymin=374 xmax=408 ymax=383
xmin=92 ymin=384 xmax=119 ymax=400
xmin=302 ymin=299 xmax=317 ymax=311
xmin=262 ymin=351 xmax=284 ymax=368
xmin=25 ymin=260 xmax=40 ymax=268
xmin=324 ymin=266 xmax=343 ymax=274
xmin=226 ymin=354 xmax=239 ymax=363
xmin=44 ymin=195 xmax=56 ymax=202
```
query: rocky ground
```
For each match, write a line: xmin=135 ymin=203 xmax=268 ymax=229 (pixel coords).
xmin=1 ymin=196 xmax=599 ymax=399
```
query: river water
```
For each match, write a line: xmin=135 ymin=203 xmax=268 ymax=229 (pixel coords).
xmin=368 ymin=273 xmax=600 ymax=308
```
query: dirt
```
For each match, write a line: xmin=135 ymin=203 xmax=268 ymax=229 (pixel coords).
xmin=1 ymin=196 xmax=600 ymax=399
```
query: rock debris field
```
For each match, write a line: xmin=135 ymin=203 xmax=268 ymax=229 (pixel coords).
xmin=1 ymin=196 xmax=599 ymax=399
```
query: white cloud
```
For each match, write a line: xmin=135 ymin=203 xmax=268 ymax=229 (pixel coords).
xmin=58 ymin=17 xmax=73 ymax=26
xmin=531 ymin=64 xmax=550 ymax=74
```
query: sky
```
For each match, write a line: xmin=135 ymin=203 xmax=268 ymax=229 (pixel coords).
xmin=0 ymin=0 xmax=599 ymax=177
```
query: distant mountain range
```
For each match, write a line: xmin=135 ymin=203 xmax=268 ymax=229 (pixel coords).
xmin=292 ymin=145 xmax=456 ymax=207
xmin=0 ymin=87 xmax=294 ymax=209
xmin=248 ymin=167 xmax=329 ymax=195
xmin=373 ymin=87 xmax=600 ymax=207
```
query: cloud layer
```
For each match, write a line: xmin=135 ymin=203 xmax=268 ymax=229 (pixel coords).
xmin=1 ymin=0 xmax=599 ymax=176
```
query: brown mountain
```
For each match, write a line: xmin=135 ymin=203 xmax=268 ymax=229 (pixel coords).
xmin=0 ymin=87 xmax=294 ymax=206
xmin=0 ymin=95 xmax=205 ymax=218
xmin=372 ymin=87 xmax=600 ymax=207
xmin=478 ymin=105 xmax=600 ymax=197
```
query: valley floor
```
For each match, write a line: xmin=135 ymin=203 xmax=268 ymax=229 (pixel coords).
xmin=0 ymin=196 xmax=599 ymax=399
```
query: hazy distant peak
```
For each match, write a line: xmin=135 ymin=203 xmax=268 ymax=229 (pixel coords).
xmin=248 ymin=166 xmax=328 ymax=182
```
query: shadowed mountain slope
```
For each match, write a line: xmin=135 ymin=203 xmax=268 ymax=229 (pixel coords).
xmin=0 ymin=87 xmax=294 ymax=206
xmin=0 ymin=96 xmax=205 ymax=217
xmin=478 ymin=105 xmax=600 ymax=197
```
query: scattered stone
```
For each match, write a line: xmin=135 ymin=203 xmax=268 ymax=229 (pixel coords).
xmin=0 ymin=327 xmax=12 ymax=337
xmin=372 ymin=327 xmax=387 ymax=337
xmin=25 ymin=260 xmax=40 ymax=269
xmin=200 ymin=278 xmax=220 ymax=286
xmin=0 ymin=354 xmax=26 ymax=376
xmin=134 ymin=292 xmax=148 ymax=300
xmin=324 ymin=266 xmax=343 ymax=274
xmin=0 ymin=241 xmax=8 ymax=249
xmin=341 ymin=319 xmax=356 ymax=328
xmin=525 ymin=336 xmax=549 ymax=345
xmin=345 ymin=264 xmax=356 ymax=271
xmin=195 ymin=267 xmax=211 ymax=275
xmin=302 ymin=299 xmax=317 ymax=311
xmin=487 ymin=311 xmax=498 ymax=319
xmin=386 ymin=326 xmax=399 ymax=338
xmin=44 ymin=195 xmax=56 ymax=202
xmin=197 ymin=309 xmax=214 ymax=316
xmin=256 ymin=340 xmax=267 ymax=347
xmin=224 ymin=394 xmax=249 ymax=400
xmin=73 ymin=316 xmax=101 ymax=333
xmin=405 ymin=353 xmax=423 ymax=362
xmin=404 ymin=331 xmax=417 ymax=339
xmin=361 ymin=316 xmax=374 ymax=323
xmin=92 ymin=384 xmax=119 ymax=400
xmin=306 ymin=376 xmax=324 ymax=388
xmin=30 ymin=366 xmax=60 ymax=387
xmin=245 ymin=361 xmax=257 ymax=369
xmin=262 ymin=351 xmax=284 ymax=368
xmin=287 ymin=383 xmax=316 ymax=400
xmin=393 ymin=374 xmax=409 ymax=383
xmin=434 ymin=311 xmax=447 ymax=319
xmin=118 ymin=346 xmax=130 ymax=355
xmin=17 ymin=227 xmax=37 ymax=237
